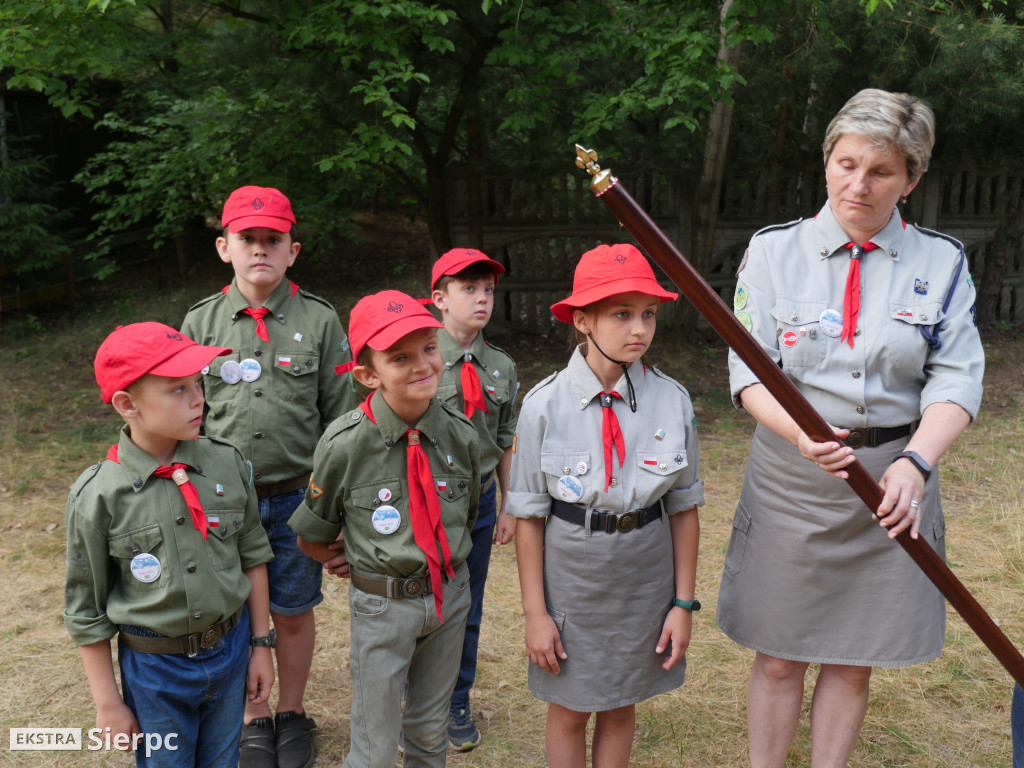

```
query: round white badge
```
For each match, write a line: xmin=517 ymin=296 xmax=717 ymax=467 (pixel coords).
xmin=556 ymin=474 xmax=584 ymax=503
xmin=239 ymin=358 xmax=262 ymax=382
xmin=130 ymin=552 xmax=162 ymax=583
xmin=819 ymin=308 xmax=843 ymax=338
xmin=575 ymin=461 xmax=588 ymax=476
xmin=378 ymin=488 xmax=392 ymax=503
xmin=220 ymin=360 xmax=242 ymax=384
xmin=371 ymin=505 xmax=402 ymax=535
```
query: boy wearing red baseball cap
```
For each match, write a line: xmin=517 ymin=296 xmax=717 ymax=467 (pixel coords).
xmin=289 ymin=290 xmax=481 ymax=768
xmin=64 ymin=322 xmax=274 ymax=768
xmin=428 ymin=248 xmax=518 ymax=750
xmin=181 ymin=186 xmax=355 ymax=768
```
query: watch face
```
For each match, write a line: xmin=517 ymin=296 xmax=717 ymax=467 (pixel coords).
xmin=691 ymin=600 xmax=702 ymax=612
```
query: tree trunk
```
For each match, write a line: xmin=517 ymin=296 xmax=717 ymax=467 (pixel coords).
xmin=687 ymin=0 xmax=740 ymax=334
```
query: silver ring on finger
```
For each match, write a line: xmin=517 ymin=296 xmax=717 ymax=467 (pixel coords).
xmin=909 ymin=499 xmax=920 ymax=509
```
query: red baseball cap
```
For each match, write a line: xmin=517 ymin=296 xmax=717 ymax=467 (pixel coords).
xmin=95 ymin=322 xmax=231 ymax=403
xmin=431 ymin=248 xmax=505 ymax=290
xmin=550 ymin=244 xmax=678 ymax=323
xmin=221 ymin=185 xmax=296 ymax=232
xmin=344 ymin=290 xmax=444 ymax=367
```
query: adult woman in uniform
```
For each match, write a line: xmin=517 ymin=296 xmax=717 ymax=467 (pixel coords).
xmin=717 ymin=88 xmax=984 ymax=768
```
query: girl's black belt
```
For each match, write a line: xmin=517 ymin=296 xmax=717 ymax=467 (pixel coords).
xmin=841 ymin=420 xmax=919 ymax=449
xmin=550 ymin=498 xmax=663 ymax=534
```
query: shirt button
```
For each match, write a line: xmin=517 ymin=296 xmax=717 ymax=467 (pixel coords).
xmin=889 ymin=249 xmax=898 ymax=257
xmin=790 ymin=314 xmax=798 ymax=322
xmin=820 ymin=247 xmax=828 ymax=256
xmin=254 ymin=349 xmax=262 ymax=357
xmin=277 ymin=313 xmax=285 ymax=320
xmin=176 ymin=516 xmax=185 ymax=525
xmin=132 ymin=478 xmax=143 ymax=489
xmin=187 ymin=564 xmax=196 ymax=573
xmin=580 ymin=398 xmax=588 ymax=408
xmin=293 ymin=365 xmax=301 ymax=373
xmin=659 ymin=463 xmax=667 ymax=470
xmin=446 ymin=361 xmax=453 ymax=369
xmin=610 ymin=479 xmax=618 ymax=488
xmin=255 ymin=432 xmax=265 ymax=439
xmin=563 ymin=466 xmax=571 ymax=475
xmin=856 ymin=406 xmax=865 ymax=414
xmin=196 ymin=465 xmax=203 ymax=473
xmin=920 ymin=314 xmax=928 ymax=321
xmin=855 ymin=329 xmax=862 ymax=336
xmin=194 ymin=612 xmax=203 ymax=620
xmin=254 ymin=390 xmax=263 ymax=397
xmin=255 ymin=471 xmax=263 ymax=480
xmin=851 ymin=371 xmax=861 ymax=379
xmin=385 ymin=438 xmax=395 ymax=448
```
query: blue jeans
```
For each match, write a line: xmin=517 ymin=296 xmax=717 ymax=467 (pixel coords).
xmin=260 ymin=488 xmax=323 ymax=615
xmin=450 ymin=474 xmax=497 ymax=710
xmin=1013 ymin=684 xmax=1024 ymax=768
xmin=119 ymin=605 xmax=250 ymax=768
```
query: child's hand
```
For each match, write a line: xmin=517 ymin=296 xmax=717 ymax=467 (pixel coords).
xmin=95 ymin=701 xmax=140 ymax=752
xmin=655 ymin=607 xmax=693 ymax=671
xmin=524 ymin=612 xmax=567 ymax=674
xmin=246 ymin=646 xmax=275 ymax=704
xmin=494 ymin=512 xmax=516 ymax=546
xmin=324 ymin=532 xmax=350 ymax=578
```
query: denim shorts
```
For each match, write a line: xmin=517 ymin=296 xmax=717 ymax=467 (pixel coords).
xmin=259 ymin=488 xmax=323 ymax=615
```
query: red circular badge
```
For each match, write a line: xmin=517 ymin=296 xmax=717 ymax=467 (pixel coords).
xmin=781 ymin=330 xmax=799 ymax=348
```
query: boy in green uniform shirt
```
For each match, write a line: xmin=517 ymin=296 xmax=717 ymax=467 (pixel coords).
xmin=64 ymin=322 xmax=275 ymax=768
xmin=429 ymin=248 xmax=518 ymax=750
xmin=180 ymin=186 xmax=354 ymax=768
xmin=289 ymin=290 xmax=480 ymax=768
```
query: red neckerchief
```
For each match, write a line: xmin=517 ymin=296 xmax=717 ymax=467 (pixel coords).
xmin=599 ymin=391 xmax=625 ymax=493
xmin=460 ymin=354 xmax=488 ymax=419
xmin=359 ymin=393 xmax=455 ymax=620
xmin=222 ymin=281 xmax=300 ymax=343
xmin=106 ymin=445 xmax=207 ymax=540
xmin=840 ymin=242 xmax=878 ymax=348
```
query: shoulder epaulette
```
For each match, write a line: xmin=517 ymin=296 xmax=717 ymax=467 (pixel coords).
xmin=520 ymin=369 xmax=561 ymax=406
xmin=68 ymin=462 xmax=105 ymax=498
xmin=295 ymin=288 xmax=337 ymax=311
xmin=648 ymin=365 xmax=692 ymax=398
xmin=185 ymin=291 xmax=226 ymax=313
xmin=324 ymin=410 xmax=364 ymax=442
xmin=906 ymin=222 xmax=964 ymax=251
xmin=438 ymin=398 xmax=474 ymax=427
xmin=751 ymin=217 xmax=803 ymax=238
xmin=203 ymin=433 xmax=246 ymax=459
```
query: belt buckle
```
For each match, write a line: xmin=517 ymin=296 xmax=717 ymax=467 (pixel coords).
xmin=200 ymin=626 xmax=221 ymax=650
xmin=616 ymin=511 xmax=637 ymax=533
xmin=403 ymin=579 xmax=424 ymax=598
xmin=186 ymin=632 xmax=201 ymax=656
xmin=845 ymin=429 xmax=866 ymax=448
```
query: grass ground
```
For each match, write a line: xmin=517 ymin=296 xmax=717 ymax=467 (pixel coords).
xmin=2 ymin=213 xmax=1023 ymax=766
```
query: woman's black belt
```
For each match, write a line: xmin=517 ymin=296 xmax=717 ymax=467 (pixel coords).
xmin=841 ymin=421 xmax=919 ymax=449
xmin=550 ymin=498 xmax=662 ymax=534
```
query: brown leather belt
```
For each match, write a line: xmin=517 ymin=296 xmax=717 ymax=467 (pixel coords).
xmin=254 ymin=473 xmax=310 ymax=500
xmin=841 ymin=421 xmax=919 ymax=449
xmin=350 ymin=568 xmax=432 ymax=599
xmin=550 ymin=498 xmax=663 ymax=534
xmin=118 ymin=606 xmax=244 ymax=655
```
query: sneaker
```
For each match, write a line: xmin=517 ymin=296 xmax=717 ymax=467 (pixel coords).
xmin=274 ymin=711 xmax=316 ymax=768
xmin=447 ymin=706 xmax=481 ymax=752
xmin=238 ymin=718 xmax=275 ymax=768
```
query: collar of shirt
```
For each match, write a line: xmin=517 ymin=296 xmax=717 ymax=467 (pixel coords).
xmin=365 ymin=391 xmax=444 ymax=448
xmin=225 ymin=277 xmax=294 ymax=324
xmin=814 ymin=202 xmax=906 ymax=261
xmin=566 ymin=345 xmax=646 ymax=409
xmin=111 ymin=425 xmax=203 ymax=492
xmin=437 ymin=327 xmax=488 ymax=367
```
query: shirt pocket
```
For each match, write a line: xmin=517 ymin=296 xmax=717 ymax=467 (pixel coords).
xmin=636 ymin=448 xmax=688 ymax=476
xmin=275 ymin=353 xmax=320 ymax=402
xmin=350 ymin=478 xmax=406 ymax=538
xmin=433 ymin=471 xmax=475 ymax=530
xmin=483 ymin=379 xmax=511 ymax=408
xmin=202 ymin=357 xmax=242 ymax=402
xmin=540 ymin=450 xmax=591 ymax=502
xmin=886 ymin=300 xmax=942 ymax=369
xmin=109 ymin=524 xmax=169 ymax=592
xmin=204 ymin=509 xmax=247 ymax=571
xmin=770 ymin=299 xmax=828 ymax=368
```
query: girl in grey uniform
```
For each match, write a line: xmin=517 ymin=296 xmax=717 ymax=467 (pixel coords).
xmin=509 ymin=244 xmax=704 ymax=768
xmin=718 ymin=89 xmax=984 ymax=768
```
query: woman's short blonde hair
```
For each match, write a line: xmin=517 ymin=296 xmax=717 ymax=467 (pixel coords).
xmin=822 ymin=88 xmax=935 ymax=181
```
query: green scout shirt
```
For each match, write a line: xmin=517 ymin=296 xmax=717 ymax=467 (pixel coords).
xmin=436 ymin=329 xmax=518 ymax=477
xmin=181 ymin=278 xmax=355 ymax=486
xmin=64 ymin=426 xmax=273 ymax=645
xmin=288 ymin=394 xmax=481 ymax=579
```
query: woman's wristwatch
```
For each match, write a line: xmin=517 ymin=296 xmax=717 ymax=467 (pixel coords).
xmin=891 ymin=451 xmax=931 ymax=480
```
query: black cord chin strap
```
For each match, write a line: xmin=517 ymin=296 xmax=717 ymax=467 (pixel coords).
xmin=586 ymin=334 xmax=638 ymax=413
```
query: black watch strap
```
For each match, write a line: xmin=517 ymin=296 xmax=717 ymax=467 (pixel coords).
xmin=892 ymin=451 xmax=931 ymax=480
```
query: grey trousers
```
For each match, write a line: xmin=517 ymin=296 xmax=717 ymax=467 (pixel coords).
xmin=343 ymin=563 xmax=471 ymax=768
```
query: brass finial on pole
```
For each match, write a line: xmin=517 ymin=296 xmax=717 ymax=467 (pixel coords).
xmin=574 ymin=144 xmax=618 ymax=196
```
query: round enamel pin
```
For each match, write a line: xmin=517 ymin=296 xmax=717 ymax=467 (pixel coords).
xmin=781 ymin=330 xmax=799 ymax=348
xmin=371 ymin=505 xmax=401 ymax=534
xmin=819 ymin=308 xmax=843 ymax=338
xmin=239 ymin=358 xmax=262 ymax=382
xmin=378 ymin=488 xmax=393 ymax=503
xmin=220 ymin=360 xmax=242 ymax=384
xmin=735 ymin=311 xmax=753 ymax=332
xmin=575 ymin=461 xmax=588 ymax=476
xmin=130 ymin=552 xmax=161 ymax=583
xmin=556 ymin=474 xmax=583 ymax=503
xmin=734 ymin=283 xmax=748 ymax=310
